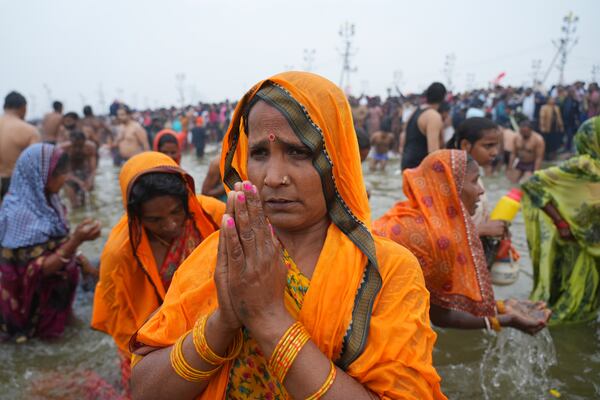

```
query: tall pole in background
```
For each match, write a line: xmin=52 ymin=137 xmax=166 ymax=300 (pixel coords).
xmin=531 ymin=59 xmax=542 ymax=87
xmin=592 ymin=64 xmax=600 ymax=83
xmin=542 ymin=12 xmax=579 ymax=85
xmin=303 ymin=48 xmax=316 ymax=72
xmin=175 ymin=73 xmax=186 ymax=108
xmin=338 ymin=22 xmax=357 ymax=94
xmin=443 ymin=53 xmax=456 ymax=91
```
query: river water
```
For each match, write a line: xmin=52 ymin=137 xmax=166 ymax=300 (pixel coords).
xmin=1 ymin=147 xmax=598 ymax=399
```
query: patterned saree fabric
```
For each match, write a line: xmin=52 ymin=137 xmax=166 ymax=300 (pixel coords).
xmin=134 ymin=72 xmax=445 ymax=399
xmin=91 ymin=151 xmax=224 ymax=355
xmin=373 ymin=150 xmax=496 ymax=318
xmin=522 ymin=116 xmax=600 ymax=323
xmin=0 ymin=144 xmax=78 ymax=340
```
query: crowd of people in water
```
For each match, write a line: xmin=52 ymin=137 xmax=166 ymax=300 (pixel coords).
xmin=0 ymin=72 xmax=598 ymax=399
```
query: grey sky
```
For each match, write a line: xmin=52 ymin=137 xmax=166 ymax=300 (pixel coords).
xmin=1 ymin=0 xmax=598 ymax=118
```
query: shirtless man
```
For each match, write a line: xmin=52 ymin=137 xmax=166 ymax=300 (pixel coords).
xmin=0 ymin=92 xmax=40 ymax=201
xmin=369 ymin=129 xmax=394 ymax=171
xmin=58 ymin=111 xmax=81 ymax=144
xmin=401 ymin=82 xmax=447 ymax=170
xmin=113 ymin=105 xmax=149 ymax=165
xmin=41 ymin=101 xmax=63 ymax=144
xmin=507 ymin=120 xmax=545 ymax=183
xmin=60 ymin=131 xmax=97 ymax=208
xmin=201 ymin=155 xmax=226 ymax=202
xmin=81 ymin=105 xmax=111 ymax=147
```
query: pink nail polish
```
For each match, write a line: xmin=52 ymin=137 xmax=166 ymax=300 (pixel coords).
xmin=227 ymin=218 xmax=235 ymax=228
xmin=237 ymin=193 xmax=245 ymax=203
xmin=252 ymin=185 xmax=258 ymax=194
xmin=243 ymin=182 xmax=252 ymax=191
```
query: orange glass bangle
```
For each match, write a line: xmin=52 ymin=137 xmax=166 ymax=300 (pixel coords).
xmin=306 ymin=360 xmax=337 ymax=400
xmin=192 ymin=313 xmax=243 ymax=365
xmin=496 ymin=300 xmax=506 ymax=314
xmin=170 ymin=330 xmax=220 ymax=382
xmin=490 ymin=316 xmax=502 ymax=332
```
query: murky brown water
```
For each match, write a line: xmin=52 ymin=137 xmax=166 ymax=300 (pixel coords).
xmin=1 ymin=148 xmax=598 ymax=399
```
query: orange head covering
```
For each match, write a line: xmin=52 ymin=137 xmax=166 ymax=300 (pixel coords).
xmin=374 ymin=149 xmax=496 ymax=317
xmin=135 ymin=73 xmax=445 ymax=399
xmin=91 ymin=151 xmax=222 ymax=354
xmin=153 ymin=129 xmax=181 ymax=164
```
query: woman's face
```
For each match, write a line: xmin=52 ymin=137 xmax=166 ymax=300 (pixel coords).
xmin=461 ymin=129 xmax=499 ymax=167
xmin=45 ymin=172 xmax=68 ymax=194
xmin=140 ymin=195 xmax=187 ymax=240
xmin=159 ymin=142 xmax=180 ymax=162
xmin=246 ymin=101 xmax=328 ymax=232
xmin=459 ymin=162 xmax=484 ymax=216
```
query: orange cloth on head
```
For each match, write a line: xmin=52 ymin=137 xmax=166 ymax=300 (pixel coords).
xmin=153 ymin=129 xmax=182 ymax=164
xmin=373 ymin=150 xmax=496 ymax=317
xmin=134 ymin=73 xmax=445 ymax=399
xmin=91 ymin=152 xmax=224 ymax=355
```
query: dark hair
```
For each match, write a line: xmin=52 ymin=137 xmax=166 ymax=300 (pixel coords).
xmin=83 ymin=105 xmax=93 ymax=117
xmin=4 ymin=91 xmax=26 ymax=109
xmin=64 ymin=111 xmax=79 ymax=120
xmin=355 ymin=128 xmax=370 ymax=150
xmin=118 ymin=104 xmax=131 ymax=115
xmin=447 ymin=117 xmax=498 ymax=149
xmin=127 ymin=172 xmax=189 ymax=221
xmin=53 ymin=101 xmax=63 ymax=112
xmin=51 ymin=151 xmax=70 ymax=177
xmin=158 ymin=133 xmax=179 ymax=150
xmin=438 ymin=101 xmax=451 ymax=114
xmin=518 ymin=119 xmax=532 ymax=129
xmin=425 ymin=82 xmax=447 ymax=104
xmin=69 ymin=130 xmax=86 ymax=143
xmin=466 ymin=153 xmax=478 ymax=170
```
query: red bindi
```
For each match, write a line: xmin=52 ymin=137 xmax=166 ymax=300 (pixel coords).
xmin=268 ymin=133 xmax=276 ymax=142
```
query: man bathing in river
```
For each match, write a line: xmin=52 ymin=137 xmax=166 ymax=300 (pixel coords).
xmin=507 ymin=120 xmax=545 ymax=183
xmin=41 ymin=101 xmax=63 ymax=144
xmin=113 ymin=105 xmax=150 ymax=166
xmin=60 ymin=131 xmax=97 ymax=208
xmin=0 ymin=92 xmax=40 ymax=202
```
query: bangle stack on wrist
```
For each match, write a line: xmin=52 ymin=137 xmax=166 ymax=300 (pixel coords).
xmin=169 ymin=312 xmax=243 ymax=382
xmin=268 ymin=321 xmax=311 ymax=383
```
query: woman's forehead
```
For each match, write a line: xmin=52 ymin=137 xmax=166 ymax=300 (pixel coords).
xmin=247 ymin=101 xmax=301 ymax=144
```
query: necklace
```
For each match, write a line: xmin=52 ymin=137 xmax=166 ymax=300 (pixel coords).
xmin=150 ymin=232 xmax=173 ymax=248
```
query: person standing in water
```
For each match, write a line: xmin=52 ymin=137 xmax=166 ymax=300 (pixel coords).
xmin=401 ymin=82 xmax=447 ymax=170
xmin=507 ymin=120 xmax=545 ymax=184
xmin=0 ymin=91 xmax=40 ymax=202
xmin=113 ymin=105 xmax=150 ymax=166
xmin=60 ymin=131 xmax=98 ymax=208
xmin=41 ymin=101 xmax=63 ymax=144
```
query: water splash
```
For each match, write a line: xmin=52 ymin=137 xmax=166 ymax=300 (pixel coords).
xmin=480 ymin=329 xmax=557 ymax=399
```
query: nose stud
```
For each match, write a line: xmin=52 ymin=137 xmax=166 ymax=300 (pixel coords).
xmin=281 ymin=176 xmax=290 ymax=185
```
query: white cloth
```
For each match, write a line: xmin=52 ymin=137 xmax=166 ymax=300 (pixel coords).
xmin=522 ymin=94 xmax=535 ymax=121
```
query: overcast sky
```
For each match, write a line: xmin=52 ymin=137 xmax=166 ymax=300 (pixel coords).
xmin=1 ymin=0 xmax=598 ymax=118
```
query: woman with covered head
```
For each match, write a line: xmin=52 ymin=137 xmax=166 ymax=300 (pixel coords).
xmin=0 ymin=143 xmax=101 ymax=341
xmin=374 ymin=150 xmax=551 ymax=334
xmin=131 ymin=72 xmax=445 ymax=399
xmin=522 ymin=116 xmax=600 ymax=323
xmin=153 ymin=129 xmax=182 ymax=164
xmin=91 ymin=151 xmax=225 ymax=393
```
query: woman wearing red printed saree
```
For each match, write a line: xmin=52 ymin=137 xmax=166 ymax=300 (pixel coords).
xmin=374 ymin=150 xmax=551 ymax=334
xmin=91 ymin=151 xmax=224 ymax=394
xmin=130 ymin=72 xmax=445 ymax=399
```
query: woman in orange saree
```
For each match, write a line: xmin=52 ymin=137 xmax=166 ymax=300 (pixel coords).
xmin=91 ymin=151 xmax=224 ymax=394
xmin=130 ymin=72 xmax=446 ymax=399
xmin=153 ymin=129 xmax=182 ymax=164
xmin=373 ymin=150 xmax=550 ymax=334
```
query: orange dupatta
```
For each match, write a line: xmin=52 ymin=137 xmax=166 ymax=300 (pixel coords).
xmin=373 ymin=150 xmax=496 ymax=317
xmin=91 ymin=152 xmax=224 ymax=354
xmin=134 ymin=72 xmax=445 ymax=399
xmin=153 ymin=129 xmax=182 ymax=164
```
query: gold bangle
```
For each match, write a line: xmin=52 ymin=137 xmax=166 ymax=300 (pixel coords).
xmin=490 ymin=316 xmax=502 ymax=332
xmin=268 ymin=321 xmax=311 ymax=383
xmin=306 ymin=360 xmax=337 ymax=400
xmin=192 ymin=314 xmax=243 ymax=365
xmin=496 ymin=300 xmax=506 ymax=314
xmin=170 ymin=330 xmax=220 ymax=382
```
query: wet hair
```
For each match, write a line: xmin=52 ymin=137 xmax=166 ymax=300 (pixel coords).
xmin=69 ymin=130 xmax=86 ymax=143
xmin=53 ymin=101 xmax=63 ymax=112
xmin=425 ymin=82 xmax=447 ymax=104
xmin=519 ymin=119 xmax=532 ymax=129
xmin=64 ymin=111 xmax=80 ymax=120
xmin=158 ymin=133 xmax=179 ymax=150
xmin=355 ymin=128 xmax=370 ymax=150
xmin=83 ymin=105 xmax=93 ymax=117
xmin=447 ymin=117 xmax=498 ymax=149
xmin=4 ymin=91 xmax=26 ymax=109
xmin=127 ymin=172 xmax=190 ymax=221
xmin=51 ymin=151 xmax=70 ymax=177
